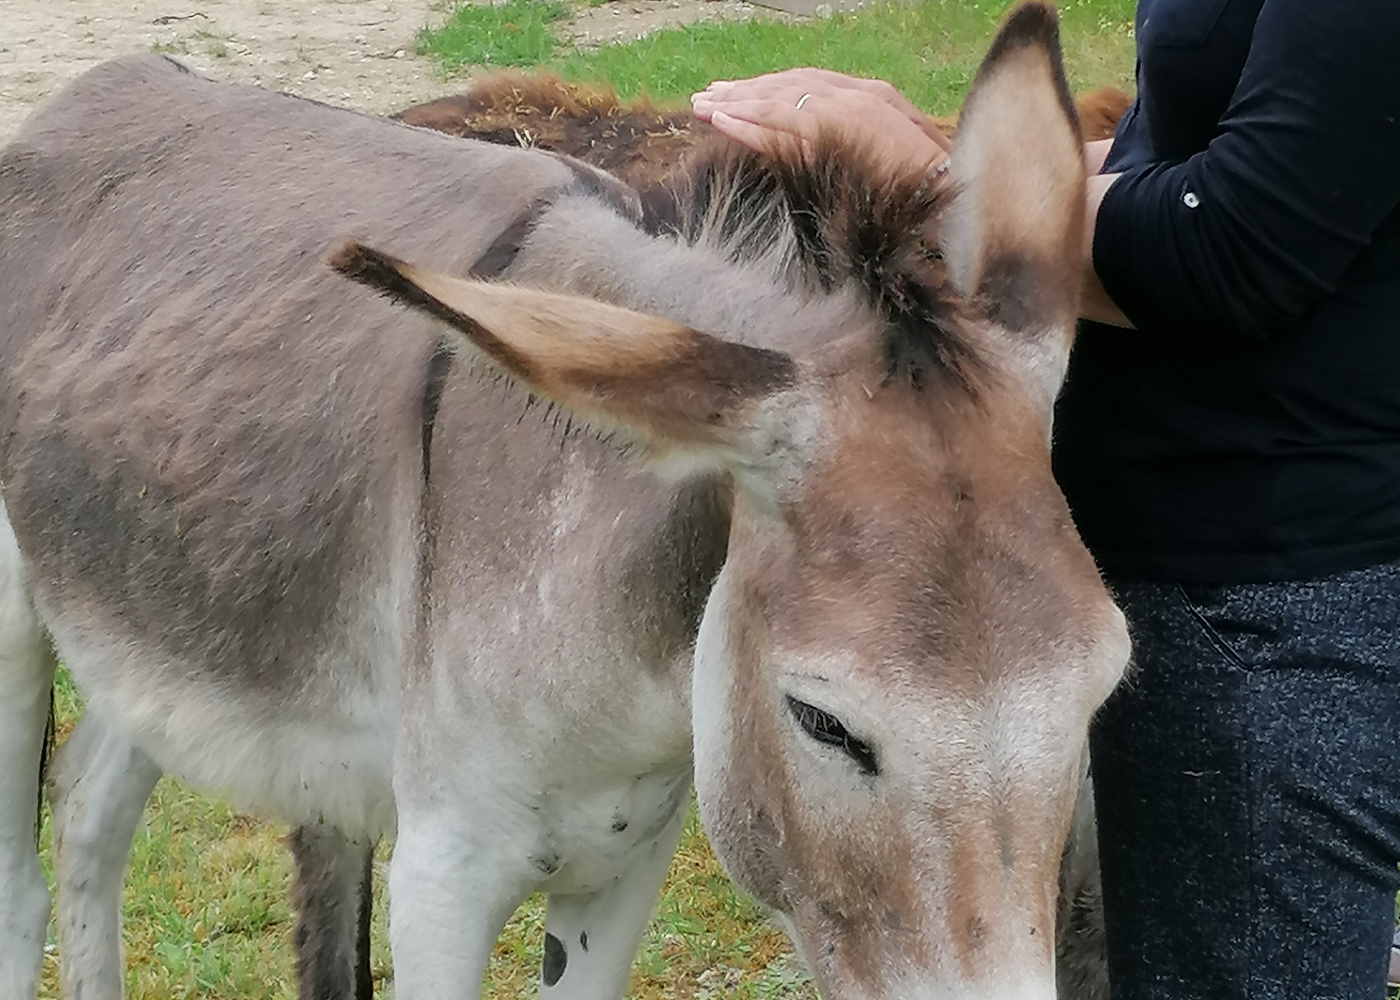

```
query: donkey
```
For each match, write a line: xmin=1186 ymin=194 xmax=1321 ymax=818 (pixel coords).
xmin=0 ymin=5 xmax=1128 ymax=999
xmin=318 ymin=63 xmax=1124 ymax=1000
xmin=393 ymin=69 xmax=1132 ymax=190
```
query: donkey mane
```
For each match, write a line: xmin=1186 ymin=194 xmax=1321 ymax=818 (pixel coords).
xmin=394 ymin=72 xmax=975 ymax=387
xmin=644 ymin=137 xmax=973 ymax=390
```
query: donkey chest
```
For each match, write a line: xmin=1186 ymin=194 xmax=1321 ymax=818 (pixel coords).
xmin=527 ymin=762 xmax=692 ymax=895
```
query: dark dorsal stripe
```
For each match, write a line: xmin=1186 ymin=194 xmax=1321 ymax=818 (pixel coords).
xmin=416 ymin=202 xmax=538 ymax=487
xmin=470 ymin=205 xmax=545 ymax=278
xmin=418 ymin=344 xmax=455 ymax=485
xmin=549 ymin=152 xmax=645 ymax=225
xmin=418 ymin=163 xmax=635 ymax=485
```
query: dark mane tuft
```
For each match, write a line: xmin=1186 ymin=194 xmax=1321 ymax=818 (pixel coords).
xmin=648 ymin=135 xmax=977 ymax=392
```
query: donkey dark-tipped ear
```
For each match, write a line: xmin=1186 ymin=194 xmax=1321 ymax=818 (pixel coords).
xmin=328 ymin=240 xmax=798 ymax=468
xmin=941 ymin=2 xmax=1085 ymax=384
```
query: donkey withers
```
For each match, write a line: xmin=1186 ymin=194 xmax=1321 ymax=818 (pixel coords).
xmin=0 ymin=5 xmax=1128 ymax=999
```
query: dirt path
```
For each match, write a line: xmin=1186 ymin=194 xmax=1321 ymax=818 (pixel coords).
xmin=0 ymin=0 xmax=440 ymax=142
xmin=0 ymin=0 xmax=769 ymax=144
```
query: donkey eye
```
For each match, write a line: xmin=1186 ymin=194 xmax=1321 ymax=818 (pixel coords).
xmin=785 ymin=696 xmax=880 ymax=776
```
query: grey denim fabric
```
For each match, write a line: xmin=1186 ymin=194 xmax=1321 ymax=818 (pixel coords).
xmin=1090 ymin=559 xmax=1400 ymax=1000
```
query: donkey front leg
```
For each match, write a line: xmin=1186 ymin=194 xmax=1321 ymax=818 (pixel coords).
xmin=0 ymin=583 xmax=54 ymax=1000
xmin=387 ymin=812 xmax=538 ymax=1000
xmin=287 ymin=822 xmax=376 ymax=1000
xmin=0 ymin=495 xmax=58 ymax=1000
xmin=49 ymin=712 xmax=162 ymax=1000
xmin=540 ymin=805 xmax=686 ymax=1000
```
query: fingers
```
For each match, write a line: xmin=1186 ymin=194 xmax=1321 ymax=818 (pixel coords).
xmin=693 ymin=89 xmax=851 ymax=156
xmin=694 ymin=83 xmax=874 ymax=136
xmin=693 ymin=92 xmax=816 ymax=133
xmin=716 ymin=98 xmax=820 ymax=138
xmin=708 ymin=110 xmax=808 ymax=156
xmin=696 ymin=92 xmax=824 ymax=156
xmin=694 ymin=68 xmax=873 ymax=116
xmin=693 ymin=69 xmax=952 ymax=151
xmin=692 ymin=73 xmax=950 ymax=176
xmin=692 ymin=79 xmax=815 ymax=122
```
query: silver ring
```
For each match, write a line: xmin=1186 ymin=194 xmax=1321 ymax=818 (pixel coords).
xmin=795 ymin=93 xmax=812 ymax=111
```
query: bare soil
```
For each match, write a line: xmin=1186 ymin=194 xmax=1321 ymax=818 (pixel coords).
xmin=0 ymin=0 xmax=769 ymax=144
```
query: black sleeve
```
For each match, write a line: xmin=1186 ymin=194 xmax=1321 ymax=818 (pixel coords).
xmin=1092 ymin=0 xmax=1400 ymax=340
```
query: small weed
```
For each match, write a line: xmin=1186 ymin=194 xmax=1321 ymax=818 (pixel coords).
xmin=150 ymin=38 xmax=190 ymax=55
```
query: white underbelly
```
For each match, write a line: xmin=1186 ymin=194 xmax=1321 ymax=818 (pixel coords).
xmin=49 ymin=619 xmax=398 ymax=838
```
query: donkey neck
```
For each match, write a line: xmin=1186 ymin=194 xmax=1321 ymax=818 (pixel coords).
xmin=425 ymin=187 xmax=860 ymax=716
xmin=507 ymin=193 xmax=870 ymax=357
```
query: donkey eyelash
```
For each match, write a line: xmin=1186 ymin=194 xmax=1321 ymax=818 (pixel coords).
xmin=784 ymin=695 xmax=880 ymax=776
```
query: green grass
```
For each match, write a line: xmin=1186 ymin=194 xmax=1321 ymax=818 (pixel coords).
xmin=419 ymin=0 xmax=1137 ymax=113
xmin=416 ymin=0 xmax=573 ymax=71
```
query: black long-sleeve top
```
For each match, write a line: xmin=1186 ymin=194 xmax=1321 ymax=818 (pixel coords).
xmin=1053 ymin=0 xmax=1400 ymax=583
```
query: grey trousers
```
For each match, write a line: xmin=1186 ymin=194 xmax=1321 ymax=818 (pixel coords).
xmin=1091 ymin=559 xmax=1400 ymax=1000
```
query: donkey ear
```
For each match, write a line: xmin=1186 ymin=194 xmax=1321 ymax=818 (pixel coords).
xmin=940 ymin=2 xmax=1084 ymax=389
xmin=328 ymin=240 xmax=798 ymax=467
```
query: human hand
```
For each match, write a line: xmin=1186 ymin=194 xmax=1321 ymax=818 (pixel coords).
xmin=691 ymin=69 xmax=950 ymax=175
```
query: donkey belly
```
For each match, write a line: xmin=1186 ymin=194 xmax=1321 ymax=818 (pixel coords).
xmin=34 ymin=558 xmax=405 ymax=839
xmin=50 ymin=623 xmax=398 ymax=837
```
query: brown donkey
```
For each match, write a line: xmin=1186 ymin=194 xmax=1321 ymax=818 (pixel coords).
xmin=0 ymin=5 xmax=1127 ymax=999
xmin=394 ymin=70 xmax=1131 ymax=189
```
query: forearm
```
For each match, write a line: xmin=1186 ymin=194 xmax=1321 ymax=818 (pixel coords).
xmin=1085 ymin=138 xmax=1113 ymax=177
xmin=1082 ymin=0 xmax=1400 ymax=340
xmin=1082 ymin=170 xmax=1133 ymax=327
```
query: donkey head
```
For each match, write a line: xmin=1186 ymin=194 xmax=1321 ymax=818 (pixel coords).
xmin=332 ymin=5 xmax=1128 ymax=996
